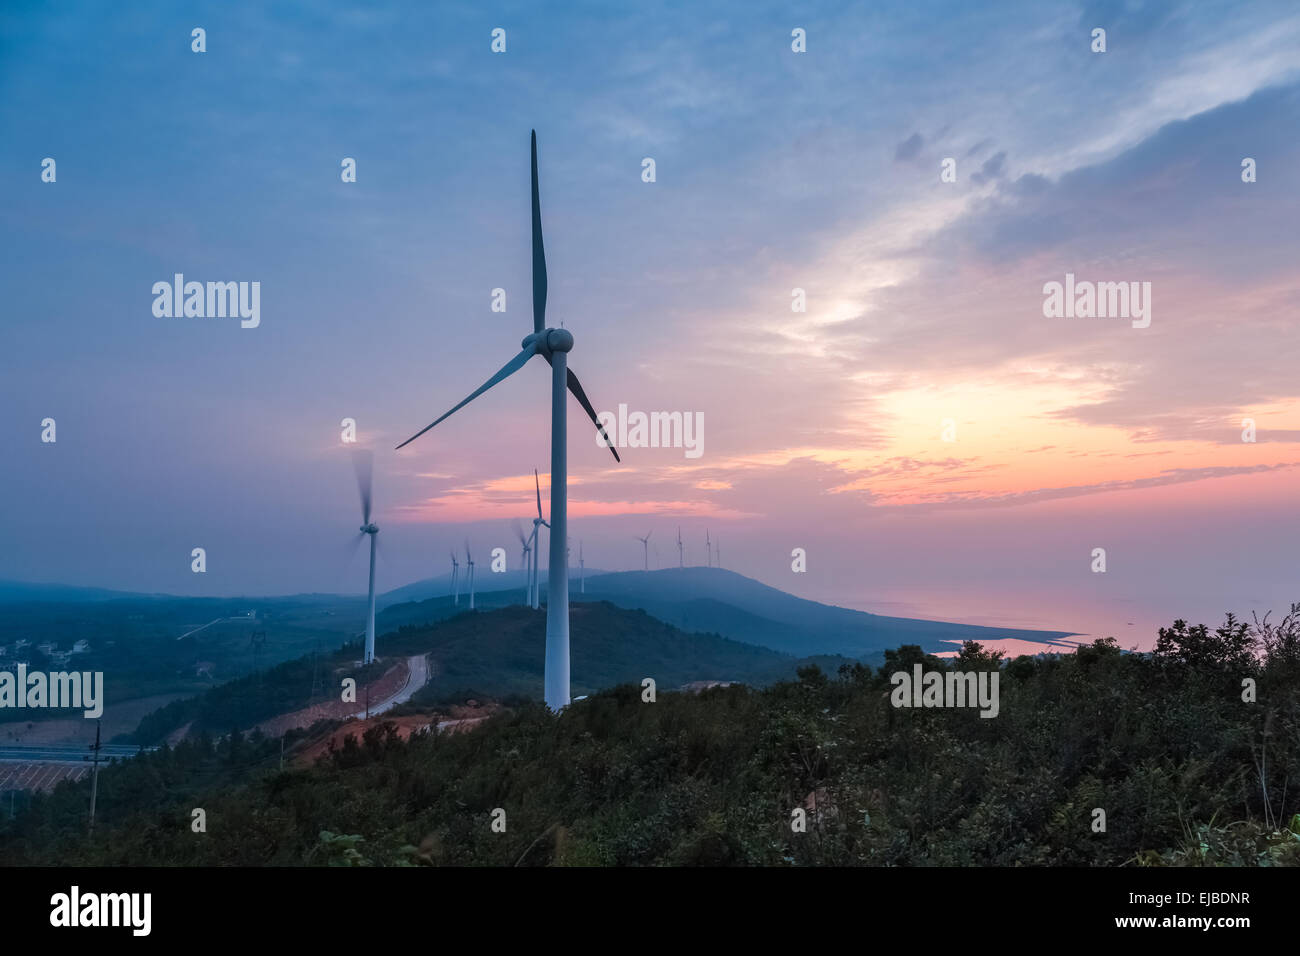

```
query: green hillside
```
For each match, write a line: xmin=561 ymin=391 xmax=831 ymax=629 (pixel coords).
xmin=131 ymin=601 xmax=843 ymax=743
xmin=6 ymin=608 xmax=1299 ymax=866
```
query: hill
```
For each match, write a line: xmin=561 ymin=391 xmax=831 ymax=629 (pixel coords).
xmin=130 ymin=602 xmax=845 ymax=743
xmin=378 ymin=568 xmax=612 ymax=608
xmin=7 ymin=609 xmax=1299 ymax=867
xmin=378 ymin=566 xmax=1076 ymax=661
xmin=0 ymin=593 xmax=367 ymax=736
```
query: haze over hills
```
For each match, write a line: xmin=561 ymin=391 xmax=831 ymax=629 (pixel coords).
xmin=377 ymin=568 xmax=613 ymax=608
xmin=0 ymin=568 xmax=1076 ymax=710
xmin=377 ymin=567 xmax=1078 ymax=660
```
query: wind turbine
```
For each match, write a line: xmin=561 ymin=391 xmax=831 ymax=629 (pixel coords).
xmin=465 ymin=541 xmax=476 ymax=610
xmin=715 ymin=537 xmax=721 ymax=568
xmin=530 ymin=469 xmax=549 ymax=609
xmin=579 ymin=540 xmax=585 ymax=594
xmin=676 ymin=526 xmax=684 ymax=568
xmin=513 ymin=519 xmax=532 ymax=605
xmin=396 ymin=130 xmax=620 ymax=712
xmin=450 ymin=550 xmax=460 ymax=606
xmin=636 ymin=530 xmax=652 ymax=571
xmin=352 ymin=450 xmax=379 ymax=665
xmin=706 ymin=529 xmax=712 ymax=568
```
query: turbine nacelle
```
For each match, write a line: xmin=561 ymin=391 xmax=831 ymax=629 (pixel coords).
xmin=359 ymin=523 xmax=379 ymax=535
xmin=522 ymin=327 xmax=574 ymax=357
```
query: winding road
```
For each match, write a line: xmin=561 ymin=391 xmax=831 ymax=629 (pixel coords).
xmin=352 ymin=654 xmax=431 ymax=719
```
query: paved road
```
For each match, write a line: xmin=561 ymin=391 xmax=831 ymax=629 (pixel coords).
xmin=354 ymin=654 xmax=431 ymax=719
xmin=0 ymin=744 xmax=151 ymax=764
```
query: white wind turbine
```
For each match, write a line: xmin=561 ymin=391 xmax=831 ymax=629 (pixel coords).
xmin=513 ymin=519 xmax=532 ymax=605
xmin=396 ymin=131 xmax=620 ymax=712
xmin=579 ymin=540 xmax=585 ymax=594
xmin=676 ymin=526 xmax=684 ymax=567
xmin=449 ymin=550 xmax=460 ymax=606
xmin=351 ymin=449 xmax=379 ymax=665
xmin=635 ymin=530 xmax=652 ymax=571
xmin=706 ymin=529 xmax=712 ymax=568
xmin=465 ymin=541 xmax=476 ymax=610
xmin=529 ymin=468 xmax=549 ymax=609
xmin=715 ymin=537 xmax=721 ymax=568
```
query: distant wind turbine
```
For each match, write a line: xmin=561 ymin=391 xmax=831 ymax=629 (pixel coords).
xmin=715 ymin=537 xmax=721 ymax=568
xmin=706 ymin=529 xmax=712 ymax=568
xmin=396 ymin=130 xmax=620 ymax=712
xmin=513 ymin=519 xmax=532 ymax=605
xmin=676 ymin=526 xmax=684 ymax=568
xmin=449 ymin=550 xmax=460 ymax=606
xmin=579 ymin=540 xmax=585 ymax=594
xmin=352 ymin=450 xmax=379 ymax=665
xmin=465 ymin=541 xmax=476 ymax=610
xmin=636 ymin=530 xmax=652 ymax=571
xmin=530 ymin=469 xmax=549 ymax=609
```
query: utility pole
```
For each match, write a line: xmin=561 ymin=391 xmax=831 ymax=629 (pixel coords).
xmin=88 ymin=719 xmax=102 ymax=836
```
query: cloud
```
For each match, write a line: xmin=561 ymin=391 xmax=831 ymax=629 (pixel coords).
xmin=970 ymin=151 xmax=1006 ymax=185
xmin=895 ymin=132 xmax=924 ymax=162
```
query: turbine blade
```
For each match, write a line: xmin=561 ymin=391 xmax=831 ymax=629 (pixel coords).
xmin=552 ymin=361 xmax=621 ymax=462
xmin=534 ymin=468 xmax=543 ymax=519
xmin=397 ymin=343 xmax=537 ymax=449
xmin=352 ymin=448 xmax=374 ymax=525
xmin=531 ymin=130 xmax=547 ymax=335
xmin=346 ymin=530 xmax=366 ymax=566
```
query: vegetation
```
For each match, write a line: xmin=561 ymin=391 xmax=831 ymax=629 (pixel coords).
xmin=3 ymin=606 xmax=1297 ymax=866
xmin=130 ymin=602 xmax=839 ymax=742
xmin=0 ymin=594 xmax=366 ymax=729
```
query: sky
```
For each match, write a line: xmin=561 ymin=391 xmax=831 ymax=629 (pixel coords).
xmin=2 ymin=1 xmax=1298 ymax=649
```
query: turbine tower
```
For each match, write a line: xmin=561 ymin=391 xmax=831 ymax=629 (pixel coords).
xmin=352 ymin=450 xmax=379 ymax=665
xmin=676 ymin=526 xmax=684 ymax=568
xmin=715 ymin=537 xmax=721 ymax=568
xmin=465 ymin=541 xmax=476 ymax=610
xmin=450 ymin=550 xmax=460 ymax=605
xmin=636 ymin=530 xmax=652 ymax=571
xmin=579 ymin=540 xmax=585 ymax=594
xmin=706 ymin=529 xmax=712 ymax=568
xmin=396 ymin=130 xmax=620 ymax=712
